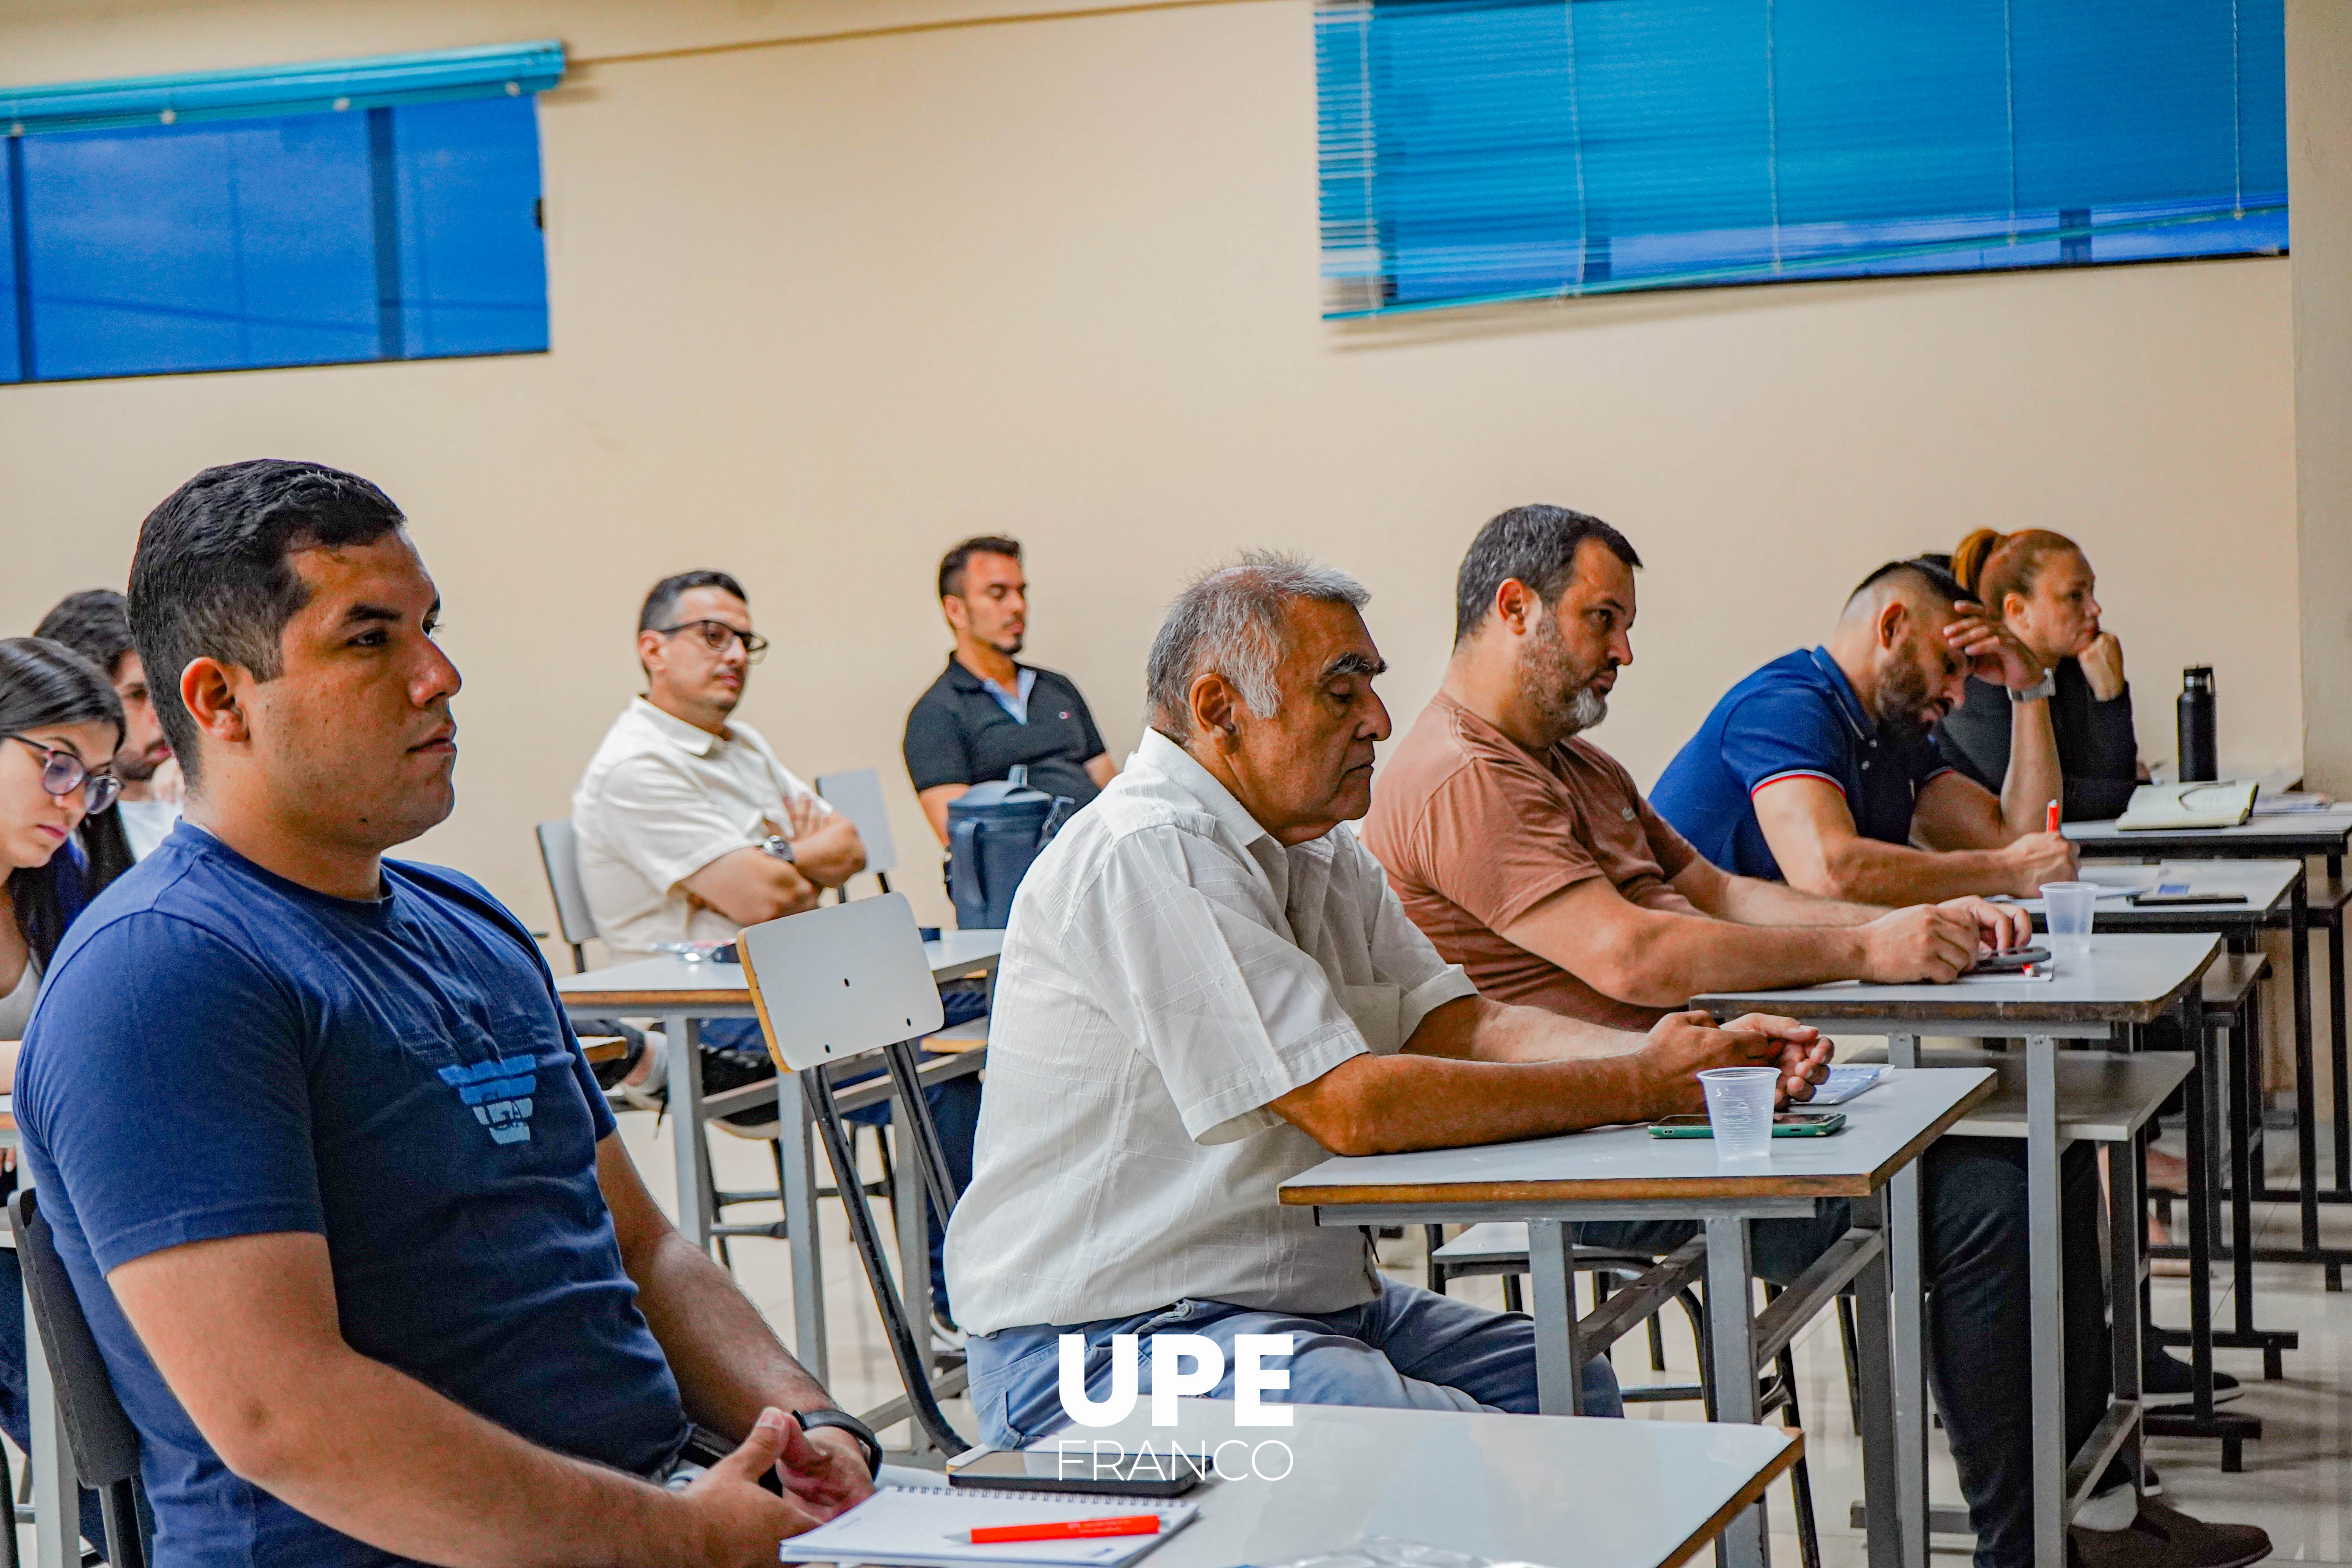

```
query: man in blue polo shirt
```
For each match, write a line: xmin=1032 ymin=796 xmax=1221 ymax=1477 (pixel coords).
xmin=18 ymin=461 xmax=878 ymax=1567
xmin=1653 ymin=558 xmax=2078 ymax=904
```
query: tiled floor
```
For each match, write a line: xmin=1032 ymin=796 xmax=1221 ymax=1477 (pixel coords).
xmin=643 ymin=1110 xmax=2351 ymax=1566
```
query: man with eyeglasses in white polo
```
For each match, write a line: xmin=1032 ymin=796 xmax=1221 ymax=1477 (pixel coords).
xmin=572 ymin=570 xmax=867 ymax=1133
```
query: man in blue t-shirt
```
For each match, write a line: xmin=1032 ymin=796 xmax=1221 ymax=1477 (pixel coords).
xmin=18 ymin=461 xmax=880 ymax=1568
xmin=1652 ymin=559 xmax=2079 ymax=904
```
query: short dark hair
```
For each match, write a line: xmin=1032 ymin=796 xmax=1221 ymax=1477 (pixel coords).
xmin=938 ymin=536 xmax=1022 ymax=601
xmin=128 ymin=459 xmax=408 ymax=785
xmin=1454 ymin=505 xmax=1643 ymax=643
xmin=1849 ymin=557 xmax=1967 ymax=606
xmin=639 ymin=570 xmax=748 ymax=634
xmin=34 ymin=589 xmax=136 ymax=680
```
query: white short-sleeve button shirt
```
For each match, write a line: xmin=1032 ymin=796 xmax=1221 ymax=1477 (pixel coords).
xmin=944 ymin=730 xmax=1476 ymax=1336
xmin=571 ymin=698 xmax=832 ymax=964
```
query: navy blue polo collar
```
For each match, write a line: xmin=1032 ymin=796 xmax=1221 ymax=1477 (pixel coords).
xmin=1806 ymin=646 xmax=1875 ymax=746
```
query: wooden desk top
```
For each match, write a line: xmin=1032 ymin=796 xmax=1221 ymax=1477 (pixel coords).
xmin=1692 ymin=932 xmax=2219 ymax=1031
xmin=1278 ymin=1067 xmax=1993 ymax=1207
xmin=2065 ymin=808 xmax=2352 ymax=858
xmin=1051 ymin=1398 xmax=1799 ymax=1568
xmin=555 ymin=931 xmax=1004 ymax=1011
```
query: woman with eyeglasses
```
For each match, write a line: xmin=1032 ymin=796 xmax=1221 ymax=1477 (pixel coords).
xmin=0 ymin=637 xmax=132 ymax=1043
xmin=0 ymin=637 xmax=130 ymax=1555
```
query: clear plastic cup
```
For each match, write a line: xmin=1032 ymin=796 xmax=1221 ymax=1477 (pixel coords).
xmin=1699 ymin=1066 xmax=1780 ymax=1161
xmin=2041 ymin=882 xmax=2098 ymax=963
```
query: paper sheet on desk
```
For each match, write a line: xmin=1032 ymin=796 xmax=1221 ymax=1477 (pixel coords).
xmin=1987 ymin=886 xmax=2144 ymax=908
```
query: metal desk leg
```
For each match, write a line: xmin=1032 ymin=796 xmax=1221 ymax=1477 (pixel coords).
xmin=1884 ymin=1034 xmax=1928 ymax=1567
xmin=776 ymin=1074 xmax=828 ymax=1387
xmin=1850 ymin=1207 xmax=1911 ymax=1568
xmin=1703 ymin=1216 xmax=1768 ymax=1568
xmin=25 ymin=1269 xmax=76 ymax=1568
xmin=2289 ymin=884 xmax=2323 ymax=1269
xmin=665 ymin=1014 xmax=711 ymax=1251
xmin=895 ymin=1112 xmax=936 ymax=1441
xmin=2330 ymin=909 xmax=2349 ymax=1203
xmin=1525 ymin=1219 xmax=1585 ymax=1415
xmin=2110 ymin=1136 xmax=2146 ymax=1502
xmin=2025 ymin=1034 xmax=2066 ymax=1568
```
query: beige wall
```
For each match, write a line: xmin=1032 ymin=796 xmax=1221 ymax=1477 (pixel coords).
xmin=0 ymin=0 xmax=2305 ymax=948
xmin=2292 ymin=0 xmax=2352 ymax=796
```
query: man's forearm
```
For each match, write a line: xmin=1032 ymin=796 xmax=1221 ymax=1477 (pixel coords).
xmin=633 ymin=1226 xmax=836 ymax=1439
xmin=1710 ymin=874 xmax=1882 ymax=929
xmin=223 ymin=1344 xmax=708 ymax=1568
xmin=1314 ymin=1050 xmax=1662 ymax=1154
xmin=1802 ymin=839 xmax=2015 ymax=905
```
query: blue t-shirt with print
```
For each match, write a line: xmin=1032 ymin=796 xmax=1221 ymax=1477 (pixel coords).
xmin=1651 ymin=647 xmax=1954 ymax=881
xmin=16 ymin=824 xmax=689 ymax=1567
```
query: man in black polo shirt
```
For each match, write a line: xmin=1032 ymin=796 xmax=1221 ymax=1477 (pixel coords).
xmin=904 ymin=536 xmax=1116 ymax=844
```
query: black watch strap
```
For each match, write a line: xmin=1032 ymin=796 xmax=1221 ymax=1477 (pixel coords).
xmin=795 ymin=1408 xmax=883 ymax=1479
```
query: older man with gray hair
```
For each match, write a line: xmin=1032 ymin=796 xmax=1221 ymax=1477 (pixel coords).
xmin=943 ymin=551 xmax=1829 ymax=1441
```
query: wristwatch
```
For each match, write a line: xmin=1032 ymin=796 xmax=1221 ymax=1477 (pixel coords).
xmin=759 ymin=833 xmax=797 ymax=864
xmin=2009 ymin=670 xmax=2057 ymax=704
xmin=794 ymin=1408 xmax=883 ymax=1479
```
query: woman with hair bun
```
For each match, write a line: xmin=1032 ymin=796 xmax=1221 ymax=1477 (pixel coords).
xmin=1935 ymin=528 xmax=2142 ymax=821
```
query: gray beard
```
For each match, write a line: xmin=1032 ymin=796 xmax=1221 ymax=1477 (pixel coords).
xmin=1517 ymin=617 xmax=1612 ymax=738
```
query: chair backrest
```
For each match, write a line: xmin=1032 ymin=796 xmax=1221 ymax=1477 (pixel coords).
xmin=535 ymin=820 xmax=599 ymax=968
xmin=738 ymin=893 xmax=944 ymax=1073
xmin=10 ymin=1189 xmax=141 ymax=1490
xmin=816 ymin=768 xmax=898 ymax=885
xmin=736 ymin=897 xmax=965 ymax=1456
xmin=13 ymin=1187 xmax=153 ymax=1566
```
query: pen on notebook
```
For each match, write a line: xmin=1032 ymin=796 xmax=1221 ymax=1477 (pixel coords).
xmin=968 ymin=1515 xmax=1164 ymax=1545
xmin=2045 ymin=799 xmax=2060 ymax=834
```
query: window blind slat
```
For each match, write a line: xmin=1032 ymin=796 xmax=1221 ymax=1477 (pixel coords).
xmin=1318 ymin=0 xmax=2288 ymax=318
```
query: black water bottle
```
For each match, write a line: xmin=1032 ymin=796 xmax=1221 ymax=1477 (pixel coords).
xmin=2177 ymin=666 xmax=2218 ymax=782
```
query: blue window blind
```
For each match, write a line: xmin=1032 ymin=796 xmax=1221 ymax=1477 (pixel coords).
xmin=1316 ymin=0 xmax=2287 ymax=318
xmin=0 ymin=41 xmax=560 ymax=382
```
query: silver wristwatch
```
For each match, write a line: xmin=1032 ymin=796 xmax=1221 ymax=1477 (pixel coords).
xmin=759 ymin=833 xmax=797 ymax=864
xmin=2009 ymin=670 xmax=2057 ymax=704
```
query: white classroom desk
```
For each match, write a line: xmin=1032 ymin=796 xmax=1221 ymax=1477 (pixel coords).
xmin=1696 ymin=932 xmax=2218 ymax=1568
xmin=1281 ymin=1067 xmax=1994 ymax=1568
xmin=934 ymin=1399 xmax=1800 ymax=1568
xmin=554 ymin=932 xmax=1003 ymax=1383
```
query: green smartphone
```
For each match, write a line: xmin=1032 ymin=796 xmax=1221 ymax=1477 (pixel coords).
xmin=1649 ymin=1111 xmax=1847 ymax=1139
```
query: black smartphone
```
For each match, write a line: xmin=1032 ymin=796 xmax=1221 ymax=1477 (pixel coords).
xmin=1650 ymin=1111 xmax=1847 ymax=1138
xmin=2127 ymin=892 xmax=2247 ymax=907
xmin=947 ymin=1445 xmax=1204 ymax=1497
xmin=1973 ymin=945 xmax=2052 ymax=973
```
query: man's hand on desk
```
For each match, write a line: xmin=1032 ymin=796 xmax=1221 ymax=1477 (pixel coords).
xmin=1638 ymin=1010 xmax=1830 ymax=1117
xmin=678 ymin=1409 xmax=825 ymax=1564
xmin=1856 ymin=896 xmax=2029 ymax=984
xmin=775 ymin=1416 xmax=875 ymax=1518
xmin=1995 ymin=830 xmax=2079 ymax=896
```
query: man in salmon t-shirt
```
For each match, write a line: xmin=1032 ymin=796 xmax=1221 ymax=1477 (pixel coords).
xmin=1360 ymin=502 xmax=2271 ymax=1568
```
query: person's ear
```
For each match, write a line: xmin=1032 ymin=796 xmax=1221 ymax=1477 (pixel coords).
xmin=2003 ymin=590 xmax=2030 ymax=623
xmin=1189 ymin=671 xmax=1241 ymax=750
xmin=942 ymin=595 xmax=972 ymax=637
xmin=1875 ymin=598 xmax=1907 ymax=653
xmin=635 ymin=628 xmax=667 ymax=677
xmin=178 ymin=657 xmax=251 ymax=748
xmin=1493 ymin=579 xmax=1536 ymax=637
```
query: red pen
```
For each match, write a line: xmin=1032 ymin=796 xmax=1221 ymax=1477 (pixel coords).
xmin=2045 ymin=799 xmax=2060 ymax=833
xmin=969 ymin=1516 xmax=1163 ymax=1545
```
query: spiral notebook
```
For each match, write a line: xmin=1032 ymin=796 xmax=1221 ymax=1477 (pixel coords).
xmin=784 ymin=1485 xmax=1200 ymax=1568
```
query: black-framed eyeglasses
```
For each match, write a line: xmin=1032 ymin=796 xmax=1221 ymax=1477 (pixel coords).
xmin=655 ymin=620 xmax=769 ymax=663
xmin=5 ymin=734 xmax=120 ymax=815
